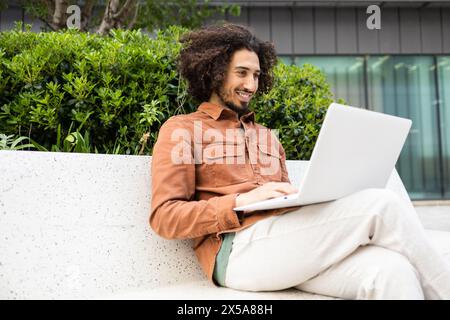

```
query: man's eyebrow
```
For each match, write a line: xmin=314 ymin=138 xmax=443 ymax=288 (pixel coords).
xmin=235 ymin=66 xmax=261 ymax=73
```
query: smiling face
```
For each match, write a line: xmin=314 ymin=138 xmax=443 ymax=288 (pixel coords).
xmin=209 ymin=48 xmax=260 ymax=116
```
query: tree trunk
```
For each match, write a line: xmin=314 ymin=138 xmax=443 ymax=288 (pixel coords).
xmin=127 ymin=2 xmax=139 ymax=30
xmin=97 ymin=0 xmax=137 ymax=35
xmin=97 ymin=0 xmax=120 ymax=35
xmin=51 ymin=0 xmax=68 ymax=30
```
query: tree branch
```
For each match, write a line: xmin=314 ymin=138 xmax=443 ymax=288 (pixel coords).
xmin=41 ymin=16 xmax=57 ymax=31
xmin=126 ymin=2 xmax=139 ymax=30
xmin=97 ymin=0 xmax=137 ymax=35
xmin=111 ymin=0 xmax=135 ymax=21
xmin=97 ymin=0 xmax=120 ymax=35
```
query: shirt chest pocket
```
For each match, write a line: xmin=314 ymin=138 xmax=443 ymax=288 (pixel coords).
xmin=256 ymin=143 xmax=282 ymax=182
xmin=203 ymin=142 xmax=248 ymax=187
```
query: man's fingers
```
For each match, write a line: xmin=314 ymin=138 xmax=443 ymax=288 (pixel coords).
xmin=267 ymin=190 xmax=285 ymax=199
xmin=271 ymin=183 xmax=298 ymax=194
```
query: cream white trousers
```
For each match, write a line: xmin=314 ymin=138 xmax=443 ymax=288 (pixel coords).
xmin=225 ymin=188 xmax=450 ymax=300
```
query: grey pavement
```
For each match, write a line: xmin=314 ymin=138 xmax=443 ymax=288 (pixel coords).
xmin=415 ymin=205 xmax=450 ymax=232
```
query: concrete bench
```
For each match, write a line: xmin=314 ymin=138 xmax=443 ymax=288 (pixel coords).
xmin=0 ymin=150 xmax=449 ymax=299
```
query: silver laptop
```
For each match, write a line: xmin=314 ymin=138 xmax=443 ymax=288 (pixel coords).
xmin=233 ymin=103 xmax=412 ymax=212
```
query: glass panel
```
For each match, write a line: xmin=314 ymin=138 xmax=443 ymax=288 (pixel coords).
xmin=294 ymin=56 xmax=366 ymax=107
xmin=368 ymin=56 xmax=442 ymax=200
xmin=437 ymin=56 xmax=450 ymax=199
xmin=288 ymin=55 xmax=447 ymax=200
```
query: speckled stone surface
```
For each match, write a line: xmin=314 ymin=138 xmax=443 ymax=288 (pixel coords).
xmin=1 ymin=151 xmax=449 ymax=300
xmin=0 ymin=151 xmax=203 ymax=299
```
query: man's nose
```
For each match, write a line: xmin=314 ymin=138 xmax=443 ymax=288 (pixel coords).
xmin=243 ymin=76 xmax=257 ymax=93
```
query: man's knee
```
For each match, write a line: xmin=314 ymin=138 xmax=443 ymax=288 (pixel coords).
xmin=355 ymin=188 xmax=405 ymax=214
xmin=358 ymin=188 xmax=400 ymax=202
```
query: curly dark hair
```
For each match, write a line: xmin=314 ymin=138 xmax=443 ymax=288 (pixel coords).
xmin=177 ymin=23 xmax=277 ymax=103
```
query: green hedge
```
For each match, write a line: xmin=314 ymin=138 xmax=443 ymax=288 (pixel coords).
xmin=0 ymin=26 xmax=338 ymax=160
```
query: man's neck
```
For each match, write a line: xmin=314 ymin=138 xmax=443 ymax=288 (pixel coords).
xmin=208 ymin=94 xmax=225 ymax=109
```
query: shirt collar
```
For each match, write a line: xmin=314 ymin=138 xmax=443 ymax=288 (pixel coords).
xmin=198 ymin=102 xmax=255 ymax=123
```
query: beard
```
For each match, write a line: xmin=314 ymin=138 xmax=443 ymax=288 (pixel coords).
xmin=218 ymin=89 xmax=251 ymax=117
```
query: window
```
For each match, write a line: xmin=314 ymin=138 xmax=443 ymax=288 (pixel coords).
xmin=368 ymin=56 xmax=441 ymax=199
xmin=438 ymin=56 xmax=450 ymax=199
xmin=280 ymin=55 xmax=450 ymax=200
xmin=294 ymin=56 xmax=365 ymax=108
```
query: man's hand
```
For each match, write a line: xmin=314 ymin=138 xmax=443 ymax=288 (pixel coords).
xmin=235 ymin=182 xmax=298 ymax=210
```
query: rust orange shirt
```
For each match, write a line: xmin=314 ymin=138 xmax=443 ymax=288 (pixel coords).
xmin=150 ymin=102 xmax=297 ymax=283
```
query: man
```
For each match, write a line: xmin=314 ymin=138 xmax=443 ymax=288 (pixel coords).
xmin=150 ymin=24 xmax=450 ymax=299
